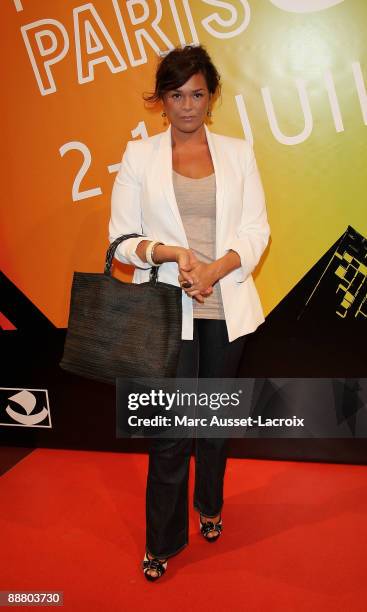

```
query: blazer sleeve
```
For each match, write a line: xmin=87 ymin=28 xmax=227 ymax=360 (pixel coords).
xmin=224 ymin=141 xmax=270 ymax=283
xmin=109 ymin=140 xmax=154 ymax=269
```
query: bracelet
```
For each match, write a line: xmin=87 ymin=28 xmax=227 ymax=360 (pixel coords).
xmin=151 ymin=241 xmax=164 ymax=265
xmin=146 ymin=241 xmax=163 ymax=266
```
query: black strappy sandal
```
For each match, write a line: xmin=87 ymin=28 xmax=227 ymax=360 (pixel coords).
xmin=142 ymin=551 xmax=168 ymax=582
xmin=199 ymin=514 xmax=223 ymax=542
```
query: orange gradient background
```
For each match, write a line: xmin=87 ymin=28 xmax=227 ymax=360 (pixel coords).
xmin=2 ymin=0 xmax=366 ymax=327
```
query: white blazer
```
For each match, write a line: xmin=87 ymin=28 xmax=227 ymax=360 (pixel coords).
xmin=109 ymin=123 xmax=270 ymax=342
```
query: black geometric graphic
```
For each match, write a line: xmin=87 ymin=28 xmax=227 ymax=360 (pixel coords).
xmin=241 ymin=226 xmax=366 ymax=379
xmin=299 ymin=226 xmax=367 ymax=320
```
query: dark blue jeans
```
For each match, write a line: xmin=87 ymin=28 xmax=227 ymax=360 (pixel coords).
xmin=145 ymin=318 xmax=247 ymax=558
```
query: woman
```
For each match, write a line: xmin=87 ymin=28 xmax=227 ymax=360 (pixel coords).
xmin=109 ymin=44 xmax=270 ymax=581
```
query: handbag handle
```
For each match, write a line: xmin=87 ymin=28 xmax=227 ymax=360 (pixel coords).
xmin=105 ymin=233 xmax=159 ymax=283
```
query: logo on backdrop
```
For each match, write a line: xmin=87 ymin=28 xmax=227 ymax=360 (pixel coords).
xmin=0 ymin=388 xmax=52 ymax=428
xmin=269 ymin=0 xmax=344 ymax=12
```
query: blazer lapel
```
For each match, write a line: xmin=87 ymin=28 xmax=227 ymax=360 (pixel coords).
xmin=158 ymin=123 xmax=226 ymax=256
xmin=159 ymin=124 xmax=189 ymax=247
xmin=204 ymin=124 xmax=225 ymax=257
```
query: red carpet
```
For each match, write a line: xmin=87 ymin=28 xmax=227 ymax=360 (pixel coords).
xmin=0 ymin=449 xmax=366 ymax=611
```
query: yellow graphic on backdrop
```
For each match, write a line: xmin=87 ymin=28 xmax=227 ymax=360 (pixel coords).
xmin=335 ymin=252 xmax=367 ymax=319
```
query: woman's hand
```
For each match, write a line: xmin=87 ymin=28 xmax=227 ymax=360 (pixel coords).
xmin=175 ymin=246 xmax=197 ymax=275
xmin=178 ymin=258 xmax=218 ymax=303
xmin=175 ymin=248 xmax=214 ymax=304
xmin=140 ymin=244 xmax=215 ymax=304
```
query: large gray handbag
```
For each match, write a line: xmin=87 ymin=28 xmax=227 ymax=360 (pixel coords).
xmin=59 ymin=233 xmax=182 ymax=385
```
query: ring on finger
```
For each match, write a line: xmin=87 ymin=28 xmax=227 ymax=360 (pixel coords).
xmin=181 ymin=280 xmax=193 ymax=289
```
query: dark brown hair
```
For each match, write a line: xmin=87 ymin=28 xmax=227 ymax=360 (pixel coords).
xmin=143 ymin=44 xmax=221 ymax=104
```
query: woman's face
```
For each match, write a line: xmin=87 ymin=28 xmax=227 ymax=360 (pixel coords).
xmin=162 ymin=72 xmax=211 ymax=133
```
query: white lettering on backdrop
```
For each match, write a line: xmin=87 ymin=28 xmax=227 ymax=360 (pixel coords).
xmin=20 ymin=1 xmax=251 ymax=95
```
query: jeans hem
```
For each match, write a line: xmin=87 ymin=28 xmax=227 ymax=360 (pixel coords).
xmin=146 ymin=539 xmax=188 ymax=560
xmin=193 ymin=503 xmax=223 ymax=518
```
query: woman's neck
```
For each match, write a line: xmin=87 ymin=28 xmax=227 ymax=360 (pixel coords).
xmin=171 ymin=123 xmax=207 ymax=148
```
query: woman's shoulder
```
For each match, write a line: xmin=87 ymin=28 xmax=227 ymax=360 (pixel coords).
xmin=210 ymin=130 xmax=251 ymax=151
xmin=119 ymin=130 xmax=165 ymax=181
xmin=210 ymin=131 xmax=254 ymax=168
xmin=121 ymin=131 xmax=163 ymax=169
xmin=125 ymin=129 xmax=165 ymax=151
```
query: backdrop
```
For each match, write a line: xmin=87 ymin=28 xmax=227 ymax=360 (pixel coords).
xmin=2 ymin=0 xmax=367 ymax=324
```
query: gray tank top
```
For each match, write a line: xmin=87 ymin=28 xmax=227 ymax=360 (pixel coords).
xmin=172 ymin=169 xmax=225 ymax=320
